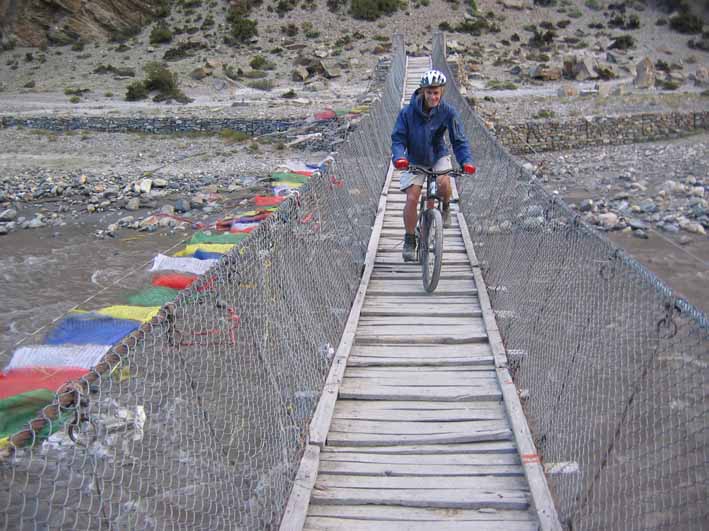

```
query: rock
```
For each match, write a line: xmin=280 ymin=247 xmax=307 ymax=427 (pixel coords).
xmin=160 ymin=204 xmax=175 ymax=215
xmin=447 ymin=40 xmax=466 ymax=53
xmin=0 ymin=208 xmax=18 ymax=221
xmin=106 ymin=223 xmax=119 ymax=235
xmin=606 ymin=52 xmax=619 ymax=64
xmin=629 ymin=218 xmax=649 ymax=230
xmin=692 ymin=65 xmax=709 ymax=87
xmin=205 ymin=58 xmax=222 ymax=70
xmin=662 ymin=180 xmax=680 ymax=194
xmin=139 ymin=179 xmax=152 ymax=194
xmin=597 ymin=82 xmax=611 ymax=97
xmin=175 ymin=198 xmax=191 ymax=213
xmin=599 ymin=212 xmax=619 ymax=228
xmin=125 ymin=197 xmax=141 ymax=211
xmin=0 ymin=225 xmax=8 ymax=235
xmin=529 ymin=65 xmax=561 ymax=81
xmin=658 ymin=222 xmax=680 ymax=233
xmin=158 ymin=217 xmax=176 ymax=228
xmin=292 ymin=66 xmax=309 ymax=82
xmin=27 ymin=217 xmax=45 ymax=229
xmin=557 ymin=84 xmax=578 ymax=97
xmin=499 ymin=0 xmax=527 ymax=8
xmin=690 ymin=186 xmax=705 ymax=198
xmin=153 ymin=178 xmax=168 ymax=188
xmin=314 ymin=49 xmax=329 ymax=59
xmin=632 ymin=229 xmax=649 ymax=239
xmin=190 ymin=67 xmax=210 ymax=81
xmin=634 ymin=57 xmax=656 ymax=88
xmin=574 ymin=57 xmax=598 ymax=81
xmin=679 ymin=220 xmax=706 ymax=235
xmin=611 ymin=84 xmax=627 ymax=96
xmin=47 ymin=29 xmax=77 ymax=46
xmin=579 ymin=199 xmax=594 ymax=212
xmin=320 ymin=61 xmax=342 ymax=79
xmin=638 ymin=199 xmax=657 ymax=214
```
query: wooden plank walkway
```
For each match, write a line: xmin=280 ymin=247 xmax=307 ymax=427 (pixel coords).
xmin=280 ymin=56 xmax=561 ymax=531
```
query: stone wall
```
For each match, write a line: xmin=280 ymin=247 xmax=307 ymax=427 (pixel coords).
xmin=0 ymin=116 xmax=303 ymax=136
xmin=495 ymin=110 xmax=709 ymax=154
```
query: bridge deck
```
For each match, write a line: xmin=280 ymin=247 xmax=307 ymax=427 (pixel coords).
xmin=280 ymin=56 xmax=558 ymax=531
xmin=302 ymin=172 xmax=539 ymax=530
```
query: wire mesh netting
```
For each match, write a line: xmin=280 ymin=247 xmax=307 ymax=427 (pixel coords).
xmin=433 ymin=32 xmax=707 ymax=531
xmin=0 ymin=36 xmax=405 ymax=531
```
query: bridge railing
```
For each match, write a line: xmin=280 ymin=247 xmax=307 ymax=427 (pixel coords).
xmin=0 ymin=35 xmax=406 ymax=531
xmin=433 ymin=32 xmax=707 ymax=531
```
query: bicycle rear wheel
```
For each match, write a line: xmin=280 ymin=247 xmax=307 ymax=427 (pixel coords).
xmin=420 ymin=208 xmax=443 ymax=293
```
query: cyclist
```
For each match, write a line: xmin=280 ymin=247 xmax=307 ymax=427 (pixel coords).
xmin=391 ymin=69 xmax=476 ymax=262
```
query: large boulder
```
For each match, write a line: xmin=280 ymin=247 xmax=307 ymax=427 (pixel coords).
xmin=292 ymin=66 xmax=310 ymax=82
xmin=634 ymin=57 xmax=656 ymax=88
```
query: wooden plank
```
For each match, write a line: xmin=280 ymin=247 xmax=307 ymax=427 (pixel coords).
xmin=308 ymin=163 xmax=394 ymax=448
xmin=363 ymin=295 xmax=479 ymax=304
xmin=318 ymin=450 xmax=519 ymax=466
xmin=326 ymin=430 xmax=512 ymax=447
xmin=321 ymin=441 xmax=517 ymax=455
xmin=338 ymin=382 xmax=500 ymax=401
xmin=349 ymin=344 xmax=491 ymax=357
xmin=360 ymin=306 xmax=482 ymax=318
xmin=343 ymin=366 xmax=496 ymax=376
xmin=314 ymin=474 xmax=528 ymax=491
xmin=458 ymin=210 xmax=562 ymax=530
xmin=304 ymin=517 xmax=538 ymax=531
xmin=374 ymin=255 xmax=470 ymax=265
xmin=328 ymin=419 xmax=509 ymax=436
xmin=339 ymin=375 xmax=497 ymax=387
xmin=309 ymin=487 xmax=529 ymax=510
xmin=354 ymin=332 xmax=488 ymax=345
xmin=348 ymin=357 xmax=490 ymax=367
xmin=279 ymin=445 xmax=320 ymax=531
xmin=357 ymin=316 xmax=482 ymax=326
xmin=334 ymin=399 xmax=503 ymax=411
xmin=347 ymin=358 xmax=488 ymax=368
xmin=317 ymin=461 xmax=520 ymax=477
xmin=333 ymin=405 xmax=505 ymax=422
xmin=307 ymin=504 xmax=537 ymax=523
xmin=367 ymin=278 xmax=475 ymax=291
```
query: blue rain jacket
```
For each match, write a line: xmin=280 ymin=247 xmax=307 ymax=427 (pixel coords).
xmin=391 ymin=91 xmax=474 ymax=168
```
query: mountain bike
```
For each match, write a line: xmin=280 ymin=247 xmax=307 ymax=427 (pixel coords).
xmin=409 ymin=165 xmax=459 ymax=293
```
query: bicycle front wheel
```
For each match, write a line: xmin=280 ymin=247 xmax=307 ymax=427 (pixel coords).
xmin=420 ymin=208 xmax=443 ymax=293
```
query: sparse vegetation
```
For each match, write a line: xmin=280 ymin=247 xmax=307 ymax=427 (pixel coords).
xmin=163 ymin=41 xmax=205 ymax=61
xmin=534 ymin=109 xmax=556 ymax=119
xmin=125 ymin=62 xmax=192 ymax=103
xmin=584 ymin=0 xmax=601 ymax=10
xmin=350 ymin=0 xmax=400 ymax=20
xmin=219 ymin=129 xmax=250 ymax=143
xmin=93 ymin=64 xmax=136 ymax=77
xmin=281 ymin=89 xmax=297 ymax=98
xmin=150 ymin=22 xmax=174 ymax=45
xmin=69 ymin=95 xmax=81 ymax=104
xmin=125 ymin=81 xmax=149 ymax=101
xmin=228 ymin=17 xmax=258 ymax=43
xmin=669 ymin=12 xmax=704 ymax=34
xmin=609 ymin=34 xmax=635 ymax=49
xmin=247 ymin=79 xmax=275 ymax=90
xmin=249 ymin=55 xmax=275 ymax=70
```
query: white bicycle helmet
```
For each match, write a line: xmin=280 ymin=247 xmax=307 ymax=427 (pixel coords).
xmin=419 ymin=69 xmax=447 ymax=88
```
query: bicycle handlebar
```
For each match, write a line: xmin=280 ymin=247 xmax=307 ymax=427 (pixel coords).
xmin=408 ymin=164 xmax=461 ymax=177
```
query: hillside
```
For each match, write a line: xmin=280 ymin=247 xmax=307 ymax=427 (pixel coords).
xmin=0 ymin=0 xmax=706 ymax=117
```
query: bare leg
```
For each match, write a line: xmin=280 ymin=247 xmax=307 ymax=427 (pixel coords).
xmin=404 ymin=185 xmax=421 ymax=234
xmin=436 ymin=174 xmax=451 ymax=205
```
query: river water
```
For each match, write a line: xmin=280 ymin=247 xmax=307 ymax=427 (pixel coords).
xmin=0 ymin=222 xmax=186 ymax=362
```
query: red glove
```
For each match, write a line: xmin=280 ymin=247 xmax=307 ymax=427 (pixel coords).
xmin=394 ymin=158 xmax=409 ymax=170
xmin=463 ymin=163 xmax=476 ymax=174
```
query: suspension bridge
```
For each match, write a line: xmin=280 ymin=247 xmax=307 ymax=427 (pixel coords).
xmin=0 ymin=34 xmax=706 ymax=531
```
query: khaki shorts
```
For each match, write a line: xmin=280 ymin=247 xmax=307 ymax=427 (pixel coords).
xmin=399 ymin=156 xmax=452 ymax=191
